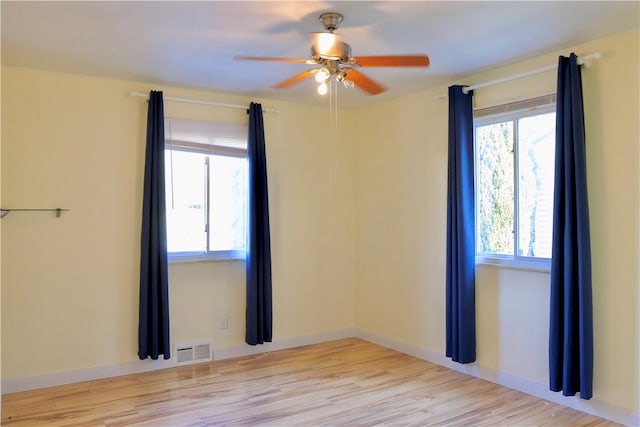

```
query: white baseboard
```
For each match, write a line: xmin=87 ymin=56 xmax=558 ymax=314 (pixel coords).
xmin=1 ymin=328 xmax=355 ymax=395
xmin=214 ymin=328 xmax=355 ymax=361
xmin=1 ymin=357 xmax=175 ymax=394
xmin=355 ymin=328 xmax=640 ymax=427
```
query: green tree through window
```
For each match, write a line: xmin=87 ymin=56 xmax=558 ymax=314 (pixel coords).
xmin=476 ymin=121 xmax=514 ymax=255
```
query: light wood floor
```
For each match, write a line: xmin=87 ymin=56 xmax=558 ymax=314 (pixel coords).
xmin=2 ymin=338 xmax=618 ymax=426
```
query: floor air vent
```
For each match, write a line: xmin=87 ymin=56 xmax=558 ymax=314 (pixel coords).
xmin=175 ymin=340 xmax=212 ymax=365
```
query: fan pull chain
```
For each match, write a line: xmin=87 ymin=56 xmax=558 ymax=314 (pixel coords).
xmin=328 ymin=77 xmax=338 ymax=188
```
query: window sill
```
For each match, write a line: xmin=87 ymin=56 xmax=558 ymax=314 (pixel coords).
xmin=476 ymin=255 xmax=551 ymax=273
xmin=169 ymin=250 xmax=246 ymax=264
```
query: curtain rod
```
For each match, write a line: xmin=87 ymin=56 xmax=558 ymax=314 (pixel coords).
xmin=435 ymin=52 xmax=601 ymax=98
xmin=130 ymin=92 xmax=280 ymax=113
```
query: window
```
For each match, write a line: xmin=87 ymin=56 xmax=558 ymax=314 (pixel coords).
xmin=474 ymin=95 xmax=556 ymax=269
xmin=164 ymin=118 xmax=248 ymax=262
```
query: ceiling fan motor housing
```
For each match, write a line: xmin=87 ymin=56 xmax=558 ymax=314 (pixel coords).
xmin=311 ymin=40 xmax=351 ymax=62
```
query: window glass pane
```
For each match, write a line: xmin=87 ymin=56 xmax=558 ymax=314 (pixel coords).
xmin=165 ymin=150 xmax=206 ymax=252
xmin=476 ymin=121 xmax=514 ymax=255
xmin=208 ymin=155 xmax=247 ymax=251
xmin=517 ymin=112 xmax=556 ymax=258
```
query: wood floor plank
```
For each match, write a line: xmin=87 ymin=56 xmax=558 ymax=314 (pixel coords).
xmin=1 ymin=338 xmax=620 ymax=426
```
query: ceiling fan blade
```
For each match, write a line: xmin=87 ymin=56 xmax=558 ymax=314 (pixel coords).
xmin=234 ymin=55 xmax=310 ymax=63
xmin=354 ymin=55 xmax=430 ymax=67
xmin=274 ymin=70 xmax=316 ymax=89
xmin=345 ymin=69 xmax=386 ymax=95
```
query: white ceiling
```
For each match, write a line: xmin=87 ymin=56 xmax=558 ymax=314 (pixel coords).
xmin=2 ymin=1 xmax=639 ymax=108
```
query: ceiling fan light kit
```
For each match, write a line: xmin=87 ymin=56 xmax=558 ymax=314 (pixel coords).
xmin=314 ymin=67 xmax=330 ymax=83
xmin=234 ymin=12 xmax=430 ymax=96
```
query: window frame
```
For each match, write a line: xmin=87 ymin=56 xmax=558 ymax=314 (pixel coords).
xmin=164 ymin=118 xmax=248 ymax=264
xmin=473 ymin=97 xmax=556 ymax=272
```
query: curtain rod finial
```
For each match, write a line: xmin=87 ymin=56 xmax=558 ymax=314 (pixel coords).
xmin=577 ymin=52 xmax=602 ymax=67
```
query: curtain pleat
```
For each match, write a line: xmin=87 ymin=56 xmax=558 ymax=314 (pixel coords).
xmin=549 ymin=53 xmax=593 ymax=399
xmin=446 ymin=85 xmax=476 ymax=364
xmin=246 ymin=102 xmax=273 ymax=345
xmin=138 ymin=90 xmax=170 ymax=360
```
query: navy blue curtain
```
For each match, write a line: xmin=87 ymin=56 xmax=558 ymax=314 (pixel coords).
xmin=246 ymin=102 xmax=273 ymax=345
xmin=138 ymin=90 xmax=170 ymax=360
xmin=549 ymin=53 xmax=593 ymax=399
xmin=446 ymin=85 xmax=476 ymax=364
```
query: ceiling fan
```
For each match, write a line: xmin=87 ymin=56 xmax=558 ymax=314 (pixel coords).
xmin=234 ymin=12 xmax=430 ymax=96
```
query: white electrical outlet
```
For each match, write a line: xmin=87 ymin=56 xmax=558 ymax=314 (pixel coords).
xmin=219 ymin=314 xmax=228 ymax=329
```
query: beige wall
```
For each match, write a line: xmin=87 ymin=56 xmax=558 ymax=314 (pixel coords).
xmin=1 ymin=68 xmax=357 ymax=379
xmin=355 ymin=28 xmax=639 ymax=413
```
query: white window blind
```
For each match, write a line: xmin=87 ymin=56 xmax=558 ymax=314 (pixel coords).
xmin=165 ymin=118 xmax=247 ymax=157
xmin=474 ymin=94 xmax=556 ymax=119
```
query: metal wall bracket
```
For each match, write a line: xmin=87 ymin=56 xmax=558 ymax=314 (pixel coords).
xmin=0 ymin=208 xmax=69 ymax=218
